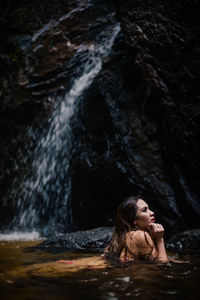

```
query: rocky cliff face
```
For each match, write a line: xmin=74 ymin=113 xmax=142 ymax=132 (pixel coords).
xmin=70 ymin=0 xmax=200 ymax=234
xmin=113 ymin=0 xmax=200 ymax=228
xmin=0 ymin=0 xmax=199 ymax=236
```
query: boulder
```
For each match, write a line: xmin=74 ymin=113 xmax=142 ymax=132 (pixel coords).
xmin=167 ymin=228 xmax=200 ymax=257
xmin=35 ymin=227 xmax=113 ymax=253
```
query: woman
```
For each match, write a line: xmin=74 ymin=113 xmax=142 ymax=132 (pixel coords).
xmin=104 ymin=196 xmax=169 ymax=264
xmin=57 ymin=195 xmax=169 ymax=269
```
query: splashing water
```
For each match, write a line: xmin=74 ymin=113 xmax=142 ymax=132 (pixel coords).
xmin=9 ymin=24 xmax=120 ymax=236
xmin=0 ymin=231 xmax=41 ymax=242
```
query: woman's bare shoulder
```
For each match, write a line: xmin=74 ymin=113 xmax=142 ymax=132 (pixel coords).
xmin=128 ymin=230 xmax=145 ymax=238
xmin=128 ymin=230 xmax=154 ymax=245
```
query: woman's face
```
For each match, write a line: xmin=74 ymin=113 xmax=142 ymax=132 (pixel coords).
xmin=134 ymin=199 xmax=155 ymax=230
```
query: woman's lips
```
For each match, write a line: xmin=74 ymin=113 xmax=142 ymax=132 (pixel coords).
xmin=151 ymin=218 xmax=155 ymax=223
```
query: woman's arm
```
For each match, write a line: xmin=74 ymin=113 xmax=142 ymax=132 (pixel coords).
xmin=148 ymin=223 xmax=169 ymax=263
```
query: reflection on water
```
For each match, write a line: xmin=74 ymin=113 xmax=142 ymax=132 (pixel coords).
xmin=0 ymin=241 xmax=199 ymax=300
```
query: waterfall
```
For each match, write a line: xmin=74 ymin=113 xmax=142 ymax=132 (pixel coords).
xmin=7 ymin=23 xmax=120 ymax=237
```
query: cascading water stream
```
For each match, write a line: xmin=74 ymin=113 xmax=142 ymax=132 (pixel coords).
xmin=7 ymin=23 xmax=120 ymax=237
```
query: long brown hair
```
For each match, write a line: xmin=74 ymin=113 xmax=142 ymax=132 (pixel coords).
xmin=105 ymin=196 xmax=141 ymax=264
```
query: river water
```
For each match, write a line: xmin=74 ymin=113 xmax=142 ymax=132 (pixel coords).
xmin=0 ymin=241 xmax=199 ymax=300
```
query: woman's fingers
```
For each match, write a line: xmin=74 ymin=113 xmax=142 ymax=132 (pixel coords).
xmin=157 ymin=224 xmax=164 ymax=232
xmin=148 ymin=223 xmax=165 ymax=241
xmin=148 ymin=223 xmax=156 ymax=231
xmin=153 ymin=223 xmax=164 ymax=231
xmin=155 ymin=223 xmax=161 ymax=230
xmin=149 ymin=223 xmax=162 ymax=231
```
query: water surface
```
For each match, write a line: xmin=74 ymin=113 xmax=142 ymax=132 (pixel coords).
xmin=0 ymin=241 xmax=199 ymax=300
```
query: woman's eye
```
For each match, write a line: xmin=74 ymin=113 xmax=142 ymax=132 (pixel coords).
xmin=142 ymin=207 xmax=147 ymax=212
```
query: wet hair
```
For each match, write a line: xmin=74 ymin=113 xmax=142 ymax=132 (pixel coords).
xmin=105 ymin=196 xmax=141 ymax=265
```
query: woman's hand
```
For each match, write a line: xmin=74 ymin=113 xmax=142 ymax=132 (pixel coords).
xmin=148 ymin=223 xmax=164 ymax=242
xmin=148 ymin=223 xmax=168 ymax=263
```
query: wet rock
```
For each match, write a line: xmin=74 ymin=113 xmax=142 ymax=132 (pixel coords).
xmin=167 ymin=228 xmax=200 ymax=257
xmin=0 ymin=1 xmax=117 ymax=111
xmin=1 ymin=0 xmax=200 ymax=236
xmin=66 ymin=0 xmax=200 ymax=235
xmin=35 ymin=227 xmax=113 ymax=253
xmin=70 ymin=38 xmax=184 ymax=235
xmin=107 ymin=0 xmax=200 ymax=230
xmin=35 ymin=226 xmax=200 ymax=258
xmin=0 ymin=0 xmax=117 ymax=229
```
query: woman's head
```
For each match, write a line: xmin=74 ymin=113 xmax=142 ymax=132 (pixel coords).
xmin=105 ymin=196 xmax=155 ymax=263
xmin=115 ymin=196 xmax=155 ymax=232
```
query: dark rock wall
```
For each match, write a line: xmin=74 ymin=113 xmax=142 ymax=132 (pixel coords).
xmin=70 ymin=0 xmax=200 ymax=234
xmin=0 ymin=0 xmax=200 ymax=236
xmin=70 ymin=42 xmax=184 ymax=234
xmin=110 ymin=0 xmax=200 ymax=231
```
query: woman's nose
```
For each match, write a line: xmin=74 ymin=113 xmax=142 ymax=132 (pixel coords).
xmin=150 ymin=210 xmax=154 ymax=216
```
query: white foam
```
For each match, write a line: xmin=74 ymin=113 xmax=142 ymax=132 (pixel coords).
xmin=0 ymin=231 xmax=41 ymax=241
